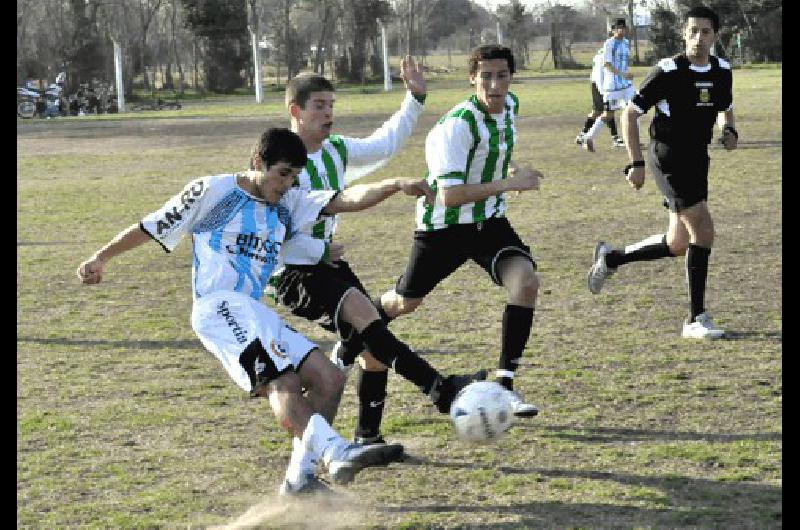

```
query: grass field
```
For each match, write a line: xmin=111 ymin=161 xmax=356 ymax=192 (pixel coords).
xmin=18 ymin=64 xmax=781 ymax=528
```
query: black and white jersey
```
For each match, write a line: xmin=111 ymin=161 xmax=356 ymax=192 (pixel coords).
xmin=631 ymin=54 xmax=733 ymax=146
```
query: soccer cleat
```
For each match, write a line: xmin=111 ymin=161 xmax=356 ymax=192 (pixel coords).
xmin=575 ymin=133 xmax=585 ymax=145
xmin=326 ymin=442 xmax=404 ymax=485
xmin=681 ymin=312 xmax=725 ymax=339
xmin=278 ymin=473 xmax=334 ymax=496
xmin=587 ymin=241 xmax=616 ymax=294
xmin=505 ymin=390 xmax=539 ymax=418
xmin=612 ymin=135 xmax=626 ymax=147
xmin=329 ymin=341 xmax=353 ymax=375
xmin=353 ymin=435 xmax=406 ymax=464
xmin=431 ymin=369 xmax=488 ymax=414
xmin=582 ymin=136 xmax=595 ymax=152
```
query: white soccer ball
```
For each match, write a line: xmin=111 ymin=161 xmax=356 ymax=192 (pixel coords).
xmin=449 ymin=381 xmax=514 ymax=443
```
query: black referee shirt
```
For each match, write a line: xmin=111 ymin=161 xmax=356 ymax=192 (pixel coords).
xmin=631 ymin=53 xmax=733 ymax=146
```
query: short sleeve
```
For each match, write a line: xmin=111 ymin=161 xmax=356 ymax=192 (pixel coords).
xmin=631 ymin=65 xmax=669 ymax=115
xmin=140 ymin=178 xmax=208 ymax=252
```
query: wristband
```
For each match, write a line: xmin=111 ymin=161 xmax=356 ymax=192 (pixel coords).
xmin=623 ymin=160 xmax=645 ymax=175
xmin=411 ymin=92 xmax=426 ymax=104
xmin=723 ymin=125 xmax=738 ymax=139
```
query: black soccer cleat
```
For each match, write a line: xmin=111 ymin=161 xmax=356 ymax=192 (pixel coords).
xmin=431 ymin=369 xmax=488 ymax=414
xmin=353 ymin=435 xmax=405 ymax=464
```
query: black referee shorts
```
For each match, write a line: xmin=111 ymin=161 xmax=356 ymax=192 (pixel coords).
xmin=590 ymin=82 xmax=604 ymax=113
xmin=647 ymin=140 xmax=710 ymax=212
xmin=394 ymin=216 xmax=536 ymax=299
xmin=270 ymin=261 xmax=369 ymax=346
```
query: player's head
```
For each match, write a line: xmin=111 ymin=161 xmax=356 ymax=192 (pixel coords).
xmin=683 ymin=6 xmax=719 ymax=58
xmin=468 ymin=45 xmax=514 ymax=114
xmin=611 ymin=18 xmax=627 ymax=38
xmin=250 ymin=128 xmax=306 ymax=202
xmin=285 ymin=73 xmax=335 ymax=143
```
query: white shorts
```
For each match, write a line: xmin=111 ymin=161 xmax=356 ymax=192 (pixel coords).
xmin=603 ymin=85 xmax=635 ymax=110
xmin=191 ymin=291 xmax=317 ymax=393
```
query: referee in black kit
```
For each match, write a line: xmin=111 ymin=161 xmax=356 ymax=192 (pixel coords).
xmin=587 ymin=5 xmax=737 ymax=340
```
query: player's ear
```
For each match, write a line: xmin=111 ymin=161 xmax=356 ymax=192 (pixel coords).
xmin=251 ymin=154 xmax=263 ymax=171
xmin=288 ymin=102 xmax=302 ymax=120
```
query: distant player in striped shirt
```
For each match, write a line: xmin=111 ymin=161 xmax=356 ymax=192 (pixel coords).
xmin=268 ymin=57 xmax=487 ymax=474
xmin=581 ymin=19 xmax=634 ymax=151
xmin=375 ymin=45 xmax=544 ymax=418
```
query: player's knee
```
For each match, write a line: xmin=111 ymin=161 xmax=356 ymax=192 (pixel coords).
xmin=265 ymin=372 xmax=303 ymax=399
xmin=359 ymin=351 xmax=388 ymax=371
xmin=517 ymin=270 xmax=539 ymax=302
xmin=396 ymin=295 xmax=423 ymax=315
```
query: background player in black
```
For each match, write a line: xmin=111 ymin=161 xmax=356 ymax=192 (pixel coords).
xmin=587 ymin=6 xmax=737 ymax=339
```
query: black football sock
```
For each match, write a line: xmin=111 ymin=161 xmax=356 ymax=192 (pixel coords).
xmin=608 ymin=117 xmax=619 ymax=136
xmin=605 ymin=234 xmax=674 ymax=269
xmin=359 ymin=320 xmax=438 ymax=395
xmin=686 ymin=244 xmax=711 ymax=321
xmin=354 ymin=368 xmax=388 ymax=440
xmin=582 ymin=117 xmax=594 ymax=133
xmin=496 ymin=305 xmax=534 ymax=392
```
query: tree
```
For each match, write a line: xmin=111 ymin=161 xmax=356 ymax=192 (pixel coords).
xmin=183 ymin=0 xmax=250 ymax=93
xmin=496 ymin=0 xmax=535 ymax=68
xmin=646 ymin=2 xmax=681 ymax=63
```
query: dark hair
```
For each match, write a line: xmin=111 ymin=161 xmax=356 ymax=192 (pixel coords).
xmin=285 ymin=73 xmax=335 ymax=109
xmin=684 ymin=5 xmax=720 ymax=32
xmin=468 ymin=45 xmax=515 ymax=76
xmin=253 ymin=128 xmax=307 ymax=170
xmin=612 ymin=18 xmax=627 ymax=29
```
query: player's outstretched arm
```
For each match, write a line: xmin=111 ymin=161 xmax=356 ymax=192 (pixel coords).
xmin=324 ymin=178 xmax=433 ymax=214
xmin=438 ymin=165 xmax=543 ymax=208
xmin=77 ymin=223 xmax=151 ymax=284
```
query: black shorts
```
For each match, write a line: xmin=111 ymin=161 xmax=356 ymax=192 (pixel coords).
xmin=270 ymin=261 xmax=369 ymax=344
xmin=647 ymin=140 xmax=710 ymax=212
xmin=590 ymin=82 xmax=604 ymax=113
xmin=394 ymin=216 xmax=536 ymax=299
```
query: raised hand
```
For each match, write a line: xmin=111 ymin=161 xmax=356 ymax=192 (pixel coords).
xmin=400 ymin=55 xmax=426 ymax=97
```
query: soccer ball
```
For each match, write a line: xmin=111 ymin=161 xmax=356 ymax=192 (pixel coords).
xmin=449 ymin=381 xmax=514 ymax=443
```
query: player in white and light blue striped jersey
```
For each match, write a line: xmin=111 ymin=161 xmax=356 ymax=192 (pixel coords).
xmin=77 ymin=127 xmax=475 ymax=495
xmin=377 ymin=45 xmax=545 ymax=420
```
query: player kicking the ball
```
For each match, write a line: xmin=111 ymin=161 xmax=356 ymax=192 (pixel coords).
xmin=77 ymin=128 xmax=485 ymax=496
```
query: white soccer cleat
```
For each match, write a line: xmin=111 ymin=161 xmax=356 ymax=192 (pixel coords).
xmin=575 ymin=133 xmax=585 ymax=145
xmin=587 ymin=241 xmax=616 ymax=294
xmin=612 ymin=135 xmax=626 ymax=147
xmin=506 ymin=390 xmax=539 ymax=418
xmin=682 ymin=312 xmax=725 ymax=339
xmin=326 ymin=442 xmax=404 ymax=485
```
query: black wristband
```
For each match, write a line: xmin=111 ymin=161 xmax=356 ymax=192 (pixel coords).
xmin=623 ymin=160 xmax=645 ymax=175
xmin=723 ymin=125 xmax=738 ymax=139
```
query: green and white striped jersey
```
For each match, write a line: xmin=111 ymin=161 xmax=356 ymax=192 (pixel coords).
xmin=416 ymin=93 xmax=519 ymax=231
xmin=278 ymin=90 xmax=425 ymax=266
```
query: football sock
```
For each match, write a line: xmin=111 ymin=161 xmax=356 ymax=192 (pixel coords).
xmin=582 ymin=117 xmax=595 ymax=133
xmin=584 ymin=116 xmax=605 ymax=139
xmin=608 ymin=117 xmax=619 ymax=137
xmin=286 ymin=436 xmax=318 ymax=482
xmin=355 ymin=367 xmax=388 ymax=440
xmin=372 ymin=295 xmax=394 ymax=324
xmin=359 ymin=320 xmax=438 ymax=395
xmin=302 ymin=413 xmax=345 ymax=466
xmin=605 ymin=234 xmax=674 ymax=269
xmin=686 ymin=244 xmax=711 ymax=321
xmin=496 ymin=305 xmax=534 ymax=391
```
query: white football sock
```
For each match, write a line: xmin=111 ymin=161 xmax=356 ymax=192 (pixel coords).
xmin=301 ymin=413 xmax=346 ymax=466
xmin=285 ymin=436 xmax=319 ymax=483
xmin=584 ymin=117 xmax=606 ymax=140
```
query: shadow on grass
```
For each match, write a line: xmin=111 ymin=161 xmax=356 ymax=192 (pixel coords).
xmin=524 ymin=424 xmax=782 ymax=443
xmin=386 ymin=461 xmax=781 ymax=527
xmin=721 ymin=330 xmax=782 ymax=341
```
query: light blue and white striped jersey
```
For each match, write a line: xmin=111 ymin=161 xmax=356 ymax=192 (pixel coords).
xmin=416 ymin=93 xmax=518 ymax=231
xmin=279 ymin=90 xmax=424 ymax=266
xmin=602 ymin=36 xmax=632 ymax=93
xmin=140 ymin=174 xmax=335 ymax=301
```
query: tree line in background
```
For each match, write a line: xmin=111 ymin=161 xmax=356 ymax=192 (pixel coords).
xmin=17 ymin=0 xmax=781 ymax=97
